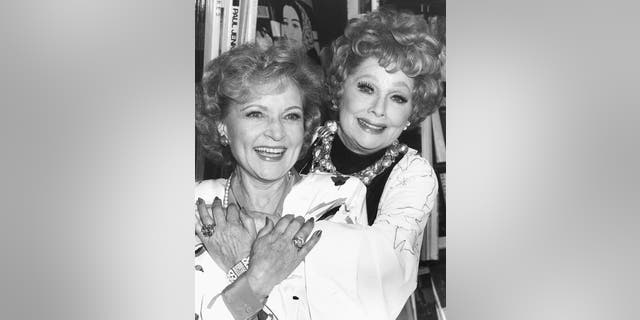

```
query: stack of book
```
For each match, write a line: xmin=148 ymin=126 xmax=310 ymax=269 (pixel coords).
xmin=201 ymin=0 xmax=283 ymax=64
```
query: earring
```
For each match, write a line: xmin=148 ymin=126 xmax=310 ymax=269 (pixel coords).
xmin=329 ymin=99 xmax=339 ymax=111
xmin=404 ymin=122 xmax=411 ymax=131
xmin=220 ymin=135 xmax=229 ymax=146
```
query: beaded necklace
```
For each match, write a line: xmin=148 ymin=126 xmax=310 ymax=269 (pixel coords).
xmin=310 ymin=121 xmax=408 ymax=186
xmin=223 ymin=170 xmax=292 ymax=216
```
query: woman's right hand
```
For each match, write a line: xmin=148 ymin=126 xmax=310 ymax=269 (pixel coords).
xmin=245 ymin=214 xmax=322 ymax=298
xmin=195 ymin=197 xmax=257 ymax=271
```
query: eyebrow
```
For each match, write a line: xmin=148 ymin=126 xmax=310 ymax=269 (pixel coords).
xmin=355 ymin=76 xmax=412 ymax=91
xmin=239 ymin=105 xmax=302 ymax=112
xmin=391 ymin=81 xmax=412 ymax=91
xmin=240 ymin=104 xmax=266 ymax=112
xmin=284 ymin=106 xmax=303 ymax=112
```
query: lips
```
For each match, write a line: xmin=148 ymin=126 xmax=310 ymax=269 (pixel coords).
xmin=254 ymin=146 xmax=287 ymax=161
xmin=357 ymin=118 xmax=386 ymax=134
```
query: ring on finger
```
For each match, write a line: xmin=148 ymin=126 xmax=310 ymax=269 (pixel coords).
xmin=292 ymin=236 xmax=305 ymax=249
xmin=201 ymin=224 xmax=214 ymax=237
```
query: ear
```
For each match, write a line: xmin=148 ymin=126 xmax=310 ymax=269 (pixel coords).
xmin=216 ymin=121 xmax=227 ymax=137
xmin=331 ymin=90 xmax=344 ymax=111
xmin=335 ymin=87 xmax=344 ymax=102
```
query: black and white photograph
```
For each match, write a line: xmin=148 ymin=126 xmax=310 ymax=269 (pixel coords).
xmin=194 ymin=0 xmax=446 ymax=319
xmin=6 ymin=0 xmax=640 ymax=320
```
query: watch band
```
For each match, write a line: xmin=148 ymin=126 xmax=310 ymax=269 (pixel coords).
xmin=226 ymin=257 xmax=250 ymax=283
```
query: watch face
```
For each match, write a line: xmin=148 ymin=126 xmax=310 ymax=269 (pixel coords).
xmin=232 ymin=262 xmax=247 ymax=275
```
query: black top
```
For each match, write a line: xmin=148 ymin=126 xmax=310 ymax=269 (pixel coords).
xmin=297 ymin=135 xmax=402 ymax=226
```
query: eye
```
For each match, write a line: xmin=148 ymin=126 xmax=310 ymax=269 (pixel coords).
xmin=245 ymin=111 xmax=264 ymax=118
xmin=356 ymin=81 xmax=374 ymax=94
xmin=284 ymin=112 xmax=302 ymax=121
xmin=391 ymin=94 xmax=409 ymax=104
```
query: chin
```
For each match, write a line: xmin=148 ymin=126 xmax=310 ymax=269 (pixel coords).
xmin=251 ymin=172 xmax=282 ymax=182
xmin=253 ymin=165 xmax=291 ymax=181
xmin=358 ymin=136 xmax=386 ymax=149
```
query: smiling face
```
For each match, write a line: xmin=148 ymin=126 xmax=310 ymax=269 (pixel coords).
xmin=282 ymin=5 xmax=303 ymax=47
xmin=219 ymin=81 xmax=304 ymax=182
xmin=337 ymin=57 xmax=414 ymax=155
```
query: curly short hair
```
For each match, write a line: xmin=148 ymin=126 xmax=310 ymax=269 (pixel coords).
xmin=197 ymin=40 xmax=324 ymax=166
xmin=325 ymin=9 xmax=443 ymax=127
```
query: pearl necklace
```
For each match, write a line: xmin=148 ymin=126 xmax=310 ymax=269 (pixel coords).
xmin=223 ymin=174 xmax=232 ymax=208
xmin=310 ymin=121 xmax=408 ymax=186
xmin=223 ymin=170 xmax=292 ymax=212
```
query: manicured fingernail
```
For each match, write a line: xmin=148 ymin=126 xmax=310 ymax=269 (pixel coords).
xmin=315 ymin=230 xmax=322 ymax=237
xmin=196 ymin=198 xmax=204 ymax=205
xmin=213 ymin=196 xmax=221 ymax=203
xmin=308 ymin=217 xmax=315 ymax=223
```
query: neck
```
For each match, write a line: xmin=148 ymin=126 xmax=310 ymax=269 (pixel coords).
xmin=232 ymin=168 xmax=289 ymax=214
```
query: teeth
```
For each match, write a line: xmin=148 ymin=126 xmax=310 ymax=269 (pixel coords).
xmin=358 ymin=119 xmax=385 ymax=130
xmin=255 ymin=147 xmax=286 ymax=154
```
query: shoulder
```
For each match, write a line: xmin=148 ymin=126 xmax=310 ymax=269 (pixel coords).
xmin=391 ymin=148 xmax=436 ymax=178
xmin=375 ymin=148 xmax=438 ymax=229
xmin=382 ymin=148 xmax=438 ymax=207
xmin=194 ymin=179 xmax=227 ymax=203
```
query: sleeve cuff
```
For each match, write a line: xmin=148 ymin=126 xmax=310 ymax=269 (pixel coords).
xmin=219 ymin=276 xmax=265 ymax=320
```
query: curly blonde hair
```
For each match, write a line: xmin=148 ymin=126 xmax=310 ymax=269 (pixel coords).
xmin=197 ymin=40 xmax=324 ymax=166
xmin=325 ymin=9 xmax=443 ymax=127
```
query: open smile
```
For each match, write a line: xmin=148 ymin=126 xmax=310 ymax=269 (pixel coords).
xmin=357 ymin=118 xmax=386 ymax=134
xmin=254 ymin=146 xmax=287 ymax=161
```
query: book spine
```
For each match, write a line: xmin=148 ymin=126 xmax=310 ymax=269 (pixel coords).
xmin=219 ymin=0 xmax=233 ymax=52
xmin=420 ymin=114 xmax=434 ymax=166
xmin=346 ymin=0 xmax=359 ymax=19
xmin=203 ymin=0 xmax=216 ymax=63
xmin=211 ymin=0 xmax=223 ymax=58
xmin=431 ymin=108 xmax=446 ymax=200
xmin=431 ymin=108 xmax=446 ymax=163
xmin=229 ymin=0 xmax=240 ymax=49
xmin=238 ymin=0 xmax=258 ymax=44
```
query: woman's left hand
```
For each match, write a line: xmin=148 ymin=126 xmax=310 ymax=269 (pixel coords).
xmin=195 ymin=197 xmax=257 ymax=271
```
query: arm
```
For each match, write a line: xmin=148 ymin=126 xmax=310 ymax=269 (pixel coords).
xmin=304 ymin=154 xmax=438 ymax=320
xmin=196 ymin=212 xmax=322 ymax=320
xmin=194 ymin=181 xmax=238 ymax=319
xmin=196 ymin=271 xmax=266 ymax=320
xmin=195 ymin=181 xmax=260 ymax=320
xmin=357 ymin=156 xmax=438 ymax=319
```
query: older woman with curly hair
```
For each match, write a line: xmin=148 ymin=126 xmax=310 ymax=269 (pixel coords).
xmin=194 ymin=40 xmax=368 ymax=320
xmin=296 ymin=8 xmax=444 ymax=319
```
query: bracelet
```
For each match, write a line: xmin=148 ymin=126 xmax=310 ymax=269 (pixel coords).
xmin=226 ymin=257 xmax=250 ymax=283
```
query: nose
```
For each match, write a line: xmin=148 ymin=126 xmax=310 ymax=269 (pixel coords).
xmin=369 ymin=96 xmax=386 ymax=117
xmin=265 ymin=118 xmax=285 ymax=141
